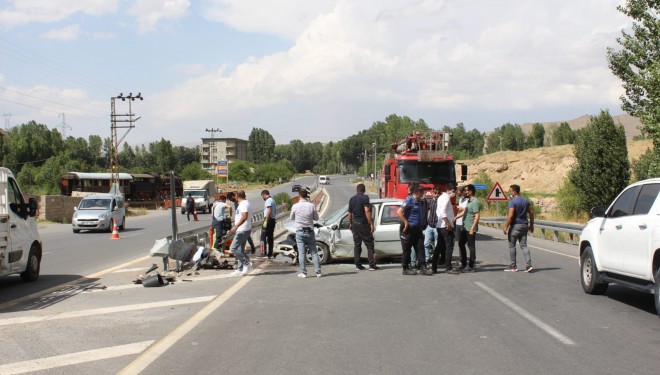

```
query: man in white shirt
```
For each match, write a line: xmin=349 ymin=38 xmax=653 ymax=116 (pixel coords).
xmin=211 ymin=195 xmax=231 ymax=250
xmin=229 ymin=190 xmax=252 ymax=276
xmin=432 ymin=183 xmax=459 ymax=275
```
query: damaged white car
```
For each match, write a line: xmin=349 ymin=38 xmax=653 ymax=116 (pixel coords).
xmin=276 ymin=198 xmax=404 ymax=264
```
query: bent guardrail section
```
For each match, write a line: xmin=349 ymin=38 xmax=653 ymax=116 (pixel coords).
xmin=480 ymin=216 xmax=585 ymax=246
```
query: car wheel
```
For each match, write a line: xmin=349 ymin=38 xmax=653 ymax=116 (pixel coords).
xmin=203 ymin=205 xmax=208 ymax=214
xmin=581 ymin=246 xmax=608 ymax=295
xmin=73 ymin=228 xmax=80 ymax=234
xmin=119 ymin=216 xmax=125 ymax=230
xmin=306 ymin=242 xmax=331 ymax=265
xmin=654 ymin=268 xmax=660 ymax=318
xmin=20 ymin=244 xmax=40 ymax=282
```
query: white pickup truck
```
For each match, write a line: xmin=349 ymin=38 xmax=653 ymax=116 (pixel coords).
xmin=579 ymin=178 xmax=660 ymax=317
xmin=0 ymin=167 xmax=43 ymax=282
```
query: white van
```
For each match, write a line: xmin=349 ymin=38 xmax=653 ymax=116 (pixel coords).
xmin=0 ymin=167 xmax=42 ymax=281
xmin=72 ymin=193 xmax=125 ymax=233
xmin=319 ymin=175 xmax=329 ymax=185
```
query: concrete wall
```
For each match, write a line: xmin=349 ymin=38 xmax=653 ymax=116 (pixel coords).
xmin=40 ymin=195 xmax=83 ymax=223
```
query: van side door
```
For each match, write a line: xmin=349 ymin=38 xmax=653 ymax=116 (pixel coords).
xmin=7 ymin=177 xmax=29 ymax=272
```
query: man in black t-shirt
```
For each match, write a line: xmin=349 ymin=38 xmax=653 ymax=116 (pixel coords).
xmin=348 ymin=183 xmax=378 ymax=271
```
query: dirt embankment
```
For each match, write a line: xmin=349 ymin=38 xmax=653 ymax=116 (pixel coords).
xmin=458 ymin=139 xmax=653 ymax=213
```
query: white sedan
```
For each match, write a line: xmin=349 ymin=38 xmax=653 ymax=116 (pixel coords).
xmin=277 ymin=198 xmax=404 ymax=264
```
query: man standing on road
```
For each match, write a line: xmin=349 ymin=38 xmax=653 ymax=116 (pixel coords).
xmin=348 ymin=183 xmax=379 ymax=271
xmin=432 ymin=183 xmax=460 ymax=275
xmin=398 ymin=185 xmax=432 ymax=275
xmin=423 ymin=188 xmax=440 ymax=267
xmin=502 ymin=184 xmax=535 ymax=273
xmin=229 ymin=190 xmax=252 ymax=276
xmin=185 ymin=193 xmax=195 ymax=222
xmin=290 ymin=188 xmax=322 ymax=278
xmin=211 ymin=195 xmax=231 ymax=250
xmin=460 ymin=184 xmax=481 ymax=272
xmin=260 ymin=190 xmax=277 ymax=259
xmin=454 ymin=187 xmax=470 ymax=271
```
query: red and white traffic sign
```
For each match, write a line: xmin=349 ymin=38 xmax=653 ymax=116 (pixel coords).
xmin=487 ymin=182 xmax=508 ymax=201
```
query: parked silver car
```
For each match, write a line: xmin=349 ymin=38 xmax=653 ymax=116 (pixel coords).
xmin=277 ymin=198 xmax=404 ymax=263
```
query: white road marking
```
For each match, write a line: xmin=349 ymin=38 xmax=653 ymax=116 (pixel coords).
xmin=118 ymin=265 xmax=263 ymax=375
xmin=0 ymin=340 xmax=154 ymax=375
xmin=112 ymin=267 xmax=148 ymax=273
xmin=475 ymin=281 xmax=576 ymax=346
xmin=0 ymin=296 xmax=215 ymax=326
xmin=489 ymin=233 xmax=579 ymax=260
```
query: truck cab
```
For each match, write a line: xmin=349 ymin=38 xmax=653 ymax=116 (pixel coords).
xmin=0 ymin=167 xmax=42 ymax=282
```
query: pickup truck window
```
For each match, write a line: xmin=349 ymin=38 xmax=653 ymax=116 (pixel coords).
xmin=633 ymin=183 xmax=660 ymax=215
xmin=609 ymin=185 xmax=640 ymax=218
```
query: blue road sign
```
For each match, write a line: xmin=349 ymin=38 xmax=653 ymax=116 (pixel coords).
xmin=473 ymin=184 xmax=487 ymax=190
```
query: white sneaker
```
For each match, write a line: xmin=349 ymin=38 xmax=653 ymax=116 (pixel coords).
xmin=241 ymin=263 xmax=251 ymax=275
xmin=297 ymin=273 xmax=307 ymax=278
xmin=316 ymin=272 xmax=322 ymax=278
xmin=229 ymin=269 xmax=241 ymax=276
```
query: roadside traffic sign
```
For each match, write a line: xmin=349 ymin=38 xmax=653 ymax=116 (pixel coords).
xmin=487 ymin=182 xmax=508 ymax=201
xmin=473 ymin=184 xmax=487 ymax=190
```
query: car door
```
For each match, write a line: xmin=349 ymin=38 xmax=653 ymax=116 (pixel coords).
xmin=7 ymin=177 xmax=29 ymax=272
xmin=332 ymin=213 xmax=354 ymax=258
xmin=598 ymin=185 xmax=640 ymax=272
xmin=373 ymin=202 xmax=403 ymax=256
xmin=621 ymin=183 xmax=660 ymax=277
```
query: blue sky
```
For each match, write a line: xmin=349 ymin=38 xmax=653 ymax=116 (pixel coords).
xmin=0 ymin=0 xmax=632 ymax=147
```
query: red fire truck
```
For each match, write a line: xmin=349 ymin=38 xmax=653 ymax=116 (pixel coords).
xmin=379 ymin=131 xmax=467 ymax=199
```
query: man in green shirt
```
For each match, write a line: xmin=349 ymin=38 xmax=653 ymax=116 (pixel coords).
xmin=460 ymin=184 xmax=481 ymax=272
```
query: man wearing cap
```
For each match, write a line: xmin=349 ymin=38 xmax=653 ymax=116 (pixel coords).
xmin=260 ymin=190 xmax=277 ymax=259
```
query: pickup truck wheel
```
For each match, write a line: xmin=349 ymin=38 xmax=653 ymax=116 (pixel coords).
xmin=306 ymin=242 xmax=330 ymax=265
xmin=581 ymin=246 xmax=608 ymax=295
xmin=73 ymin=229 xmax=80 ymax=234
xmin=203 ymin=206 xmax=208 ymax=214
xmin=20 ymin=244 xmax=40 ymax=282
xmin=654 ymin=268 xmax=660 ymax=318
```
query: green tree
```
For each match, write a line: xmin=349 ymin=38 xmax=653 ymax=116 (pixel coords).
xmin=486 ymin=123 xmax=526 ymax=153
xmin=228 ymin=160 xmax=253 ymax=182
xmin=569 ymin=111 xmax=630 ymax=212
xmin=527 ymin=123 xmax=545 ymax=148
xmin=552 ymin=122 xmax=576 ymax=145
xmin=631 ymin=148 xmax=660 ymax=181
xmin=247 ymin=128 xmax=276 ymax=164
xmin=179 ymin=163 xmax=211 ymax=181
xmin=607 ymin=0 xmax=660 ymax=148
xmin=556 ymin=177 xmax=583 ymax=220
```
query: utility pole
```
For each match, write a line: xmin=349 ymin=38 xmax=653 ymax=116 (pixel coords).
xmin=110 ymin=92 xmax=143 ymax=193
xmin=372 ymin=142 xmax=377 ymax=180
xmin=58 ymin=113 xmax=72 ymax=138
xmin=498 ymin=136 xmax=503 ymax=152
xmin=3 ymin=113 xmax=10 ymax=130
xmin=206 ymin=128 xmax=222 ymax=187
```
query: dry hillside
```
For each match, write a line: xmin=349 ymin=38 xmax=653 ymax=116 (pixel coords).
xmin=459 ymin=139 xmax=653 ymax=214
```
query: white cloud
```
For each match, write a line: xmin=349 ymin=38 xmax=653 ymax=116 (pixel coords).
xmin=0 ymin=0 xmax=117 ymax=29
xmin=40 ymin=24 xmax=81 ymax=41
xmin=127 ymin=0 xmax=190 ymax=33
xmin=89 ymin=31 xmax=115 ymax=40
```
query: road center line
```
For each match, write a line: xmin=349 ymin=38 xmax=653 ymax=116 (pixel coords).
xmin=474 ymin=281 xmax=576 ymax=346
xmin=118 ymin=265 xmax=264 ymax=375
xmin=0 ymin=340 xmax=155 ymax=375
xmin=0 ymin=296 xmax=215 ymax=326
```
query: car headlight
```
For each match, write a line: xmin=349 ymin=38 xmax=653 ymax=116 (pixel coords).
xmin=99 ymin=213 xmax=108 ymax=220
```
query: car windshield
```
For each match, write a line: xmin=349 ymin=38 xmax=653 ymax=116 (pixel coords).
xmin=184 ymin=191 xmax=206 ymax=198
xmin=79 ymin=199 xmax=111 ymax=210
xmin=321 ymin=204 xmax=348 ymax=225
xmin=398 ymin=160 xmax=455 ymax=184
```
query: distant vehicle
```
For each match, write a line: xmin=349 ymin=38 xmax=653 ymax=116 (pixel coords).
xmin=579 ymin=178 xmax=660 ymax=316
xmin=275 ymin=199 xmax=404 ymax=264
xmin=0 ymin=167 xmax=42 ymax=282
xmin=72 ymin=193 xmax=125 ymax=233
xmin=180 ymin=180 xmax=216 ymax=214
xmin=319 ymin=175 xmax=329 ymax=185
xmin=292 ymin=184 xmax=302 ymax=192
xmin=341 ymin=171 xmax=347 ymax=175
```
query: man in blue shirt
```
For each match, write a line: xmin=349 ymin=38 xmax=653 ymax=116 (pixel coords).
xmin=260 ymin=190 xmax=277 ymax=259
xmin=397 ymin=184 xmax=432 ymax=275
xmin=502 ymin=184 xmax=535 ymax=273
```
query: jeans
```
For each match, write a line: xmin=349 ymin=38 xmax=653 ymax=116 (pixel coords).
xmin=296 ymin=230 xmax=320 ymax=275
xmin=432 ymin=227 xmax=455 ymax=271
xmin=229 ymin=230 xmax=251 ymax=269
xmin=351 ymin=222 xmax=376 ymax=267
xmin=260 ymin=218 xmax=276 ymax=257
xmin=212 ymin=221 xmax=223 ymax=250
xmin=423 ymin=225 xmax=437 ymax=262
xmin=508 ymin=223 xmax=531 ymax=267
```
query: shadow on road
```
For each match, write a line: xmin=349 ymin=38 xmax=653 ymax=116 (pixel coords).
xmin=0 ymin=274 xmax=99 ymax=313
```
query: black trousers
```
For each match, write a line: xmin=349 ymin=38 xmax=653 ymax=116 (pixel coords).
xmin=352 ymin=222 xmax=376 ymax=267
xmin=400 ymin=225 xmax=424 ymax=269
xmin=260 ymin=218 xmax=276 ymax=257
xmin=455 ymin=224 xmax=468 ymax=267
xmin=459 ymin=227 xmax=477 ymax=268
xmin=432 ymin=227 xmax=455 ymax=272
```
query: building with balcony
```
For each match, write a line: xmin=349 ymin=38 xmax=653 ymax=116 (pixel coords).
xmin=200 ymin=137 xmax=248 ymax=173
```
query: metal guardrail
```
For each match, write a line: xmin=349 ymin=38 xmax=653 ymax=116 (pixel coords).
xmin=480 ymin=216 xmax=585 ymax=246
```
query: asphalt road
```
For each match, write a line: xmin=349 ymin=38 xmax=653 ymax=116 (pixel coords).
xmin=0 ymin=175 xmax=658 ymax=375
